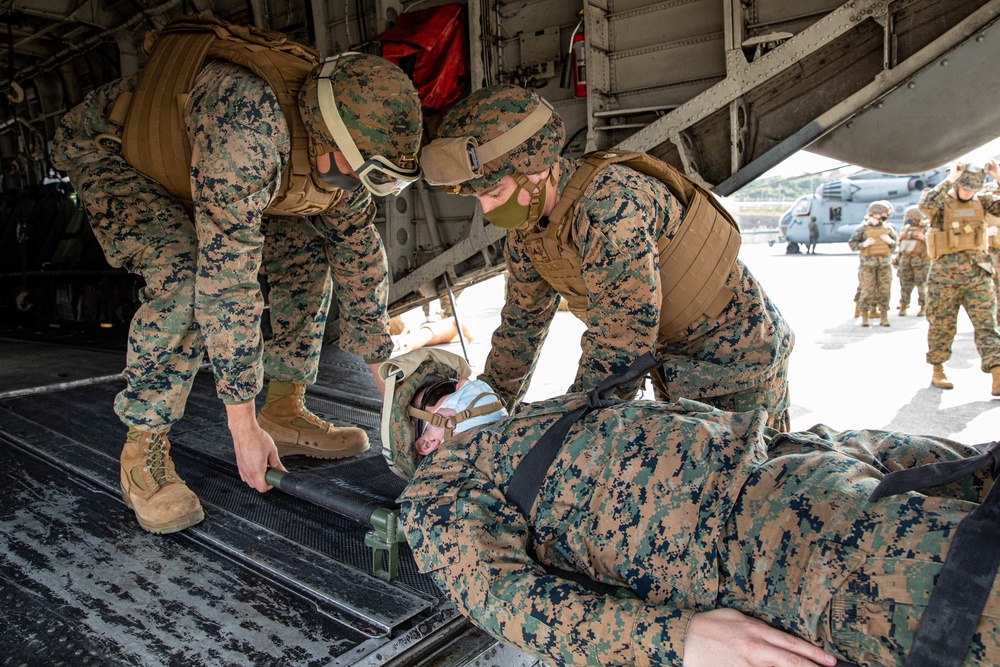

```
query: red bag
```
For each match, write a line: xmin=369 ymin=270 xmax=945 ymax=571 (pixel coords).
xmin=377 ymin=3 xmax=467 ymax=111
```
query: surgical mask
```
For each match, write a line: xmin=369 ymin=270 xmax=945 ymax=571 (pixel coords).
xmin=437 ymin=379 xmax=507 ymax=434
xmin=483 ymin=173 xmax=550 ymax=230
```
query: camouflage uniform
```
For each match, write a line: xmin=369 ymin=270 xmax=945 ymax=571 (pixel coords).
xmin=919 ymin=181 xmax=1000 ymax=372
xmin=848 ymin=220 xmax=898 ymax=315
xmin=481 ymin=157 xmax=794 ymax=430
xmin=896 ymin=220 xmax=931 ymax=311
xmin=50 ymin=61 xmax=392 ymax=430
xmin=992 ymin=246 xmax=1000 ymax=321
xmin=400 ymin=395 xmax=999 ymax=667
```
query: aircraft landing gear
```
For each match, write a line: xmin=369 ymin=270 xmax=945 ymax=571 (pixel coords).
xmin=785 ymin=242 xmax=801 ymax=254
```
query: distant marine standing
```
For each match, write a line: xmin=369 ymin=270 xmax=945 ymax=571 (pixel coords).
xmin=895 ymin=205 xmax=931 ymax=316
xmin=848 ymin=200 xmax=898 ymax=327
xmin=988 ymin=211 xmax=1000 ymax=321
xmin=918 ymin=161 xmax=1000 ymax=395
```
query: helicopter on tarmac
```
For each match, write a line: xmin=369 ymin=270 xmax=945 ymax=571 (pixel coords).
xmin=778 ymin=167 xmax=949 ymax=253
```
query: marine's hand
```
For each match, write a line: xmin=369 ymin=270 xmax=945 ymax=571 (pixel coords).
xmin=226 ymin=400 xmax=286 ymax=492
xmin=987 ymin=159 xmax=1000 ymax=180
xmin=950 ymin=162 xmax=965 ymax=182
xmin=861 ymin=238 xmax=876 ymax=247
xmin=880 ymin=234 xmax=893 ymax=244
xmin=683 ymin=609 xmax=838 ymax=667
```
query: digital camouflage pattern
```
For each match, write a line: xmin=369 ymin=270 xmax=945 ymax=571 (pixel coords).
xmin=896 ymin=220 xmax=931 ymax=310
xmin=398 ymin=395 xmax=1000 ymax=667
xmin=481 ymin=157 xmax=794 ymax=429
xmin=433 ymin=85 xmax=565 ymax=195
xmin=919 ymin=181 xmax=1000 ymax=372
xmin=990 ymin=244 xmax=1000 ymax=321
xmin=298 ymin=53 xmax=422 ymax=163
xmin=50 ymin=60 xmax=392 ymax=430
xmin=848 ymin=220 xmax=898 ymax=314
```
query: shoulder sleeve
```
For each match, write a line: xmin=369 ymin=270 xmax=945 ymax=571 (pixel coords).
xmin=481 ymin=233 xmax=559 ymax=407
xmin=315 ymin=187 xmax=392 ymax=363
xmin=569 ymin=167 xmax=670 ymax=394
xmin=187 ymin=67 xmax=287 ymax=403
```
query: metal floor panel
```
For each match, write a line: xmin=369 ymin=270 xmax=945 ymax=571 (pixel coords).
xmin=0 ymin=340 xmax=468 ymax=664
xmin=0 ymin=440 xmax=370 ymax=666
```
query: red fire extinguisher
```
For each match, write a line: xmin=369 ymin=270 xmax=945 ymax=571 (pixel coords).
xmin=571 ymin=25 xmax=586 ymax=97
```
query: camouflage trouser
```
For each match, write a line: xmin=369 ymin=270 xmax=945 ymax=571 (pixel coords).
xmin=896 ymin=254 xmax=929 ymax=309
xmin=652 ymin=360 xmax=791 ymax=431
xmin=925 ymin=261 xmax=1000 ymax=371
xmin=991 ymin=247 xmax=1000 ymax=321
xmin=70 ymin=157 xmax=332 ymax=430
xmin=720 ymin=428 xmax=998 ymax=667
xmin=857 ymin=262 xmax=892 ymax=312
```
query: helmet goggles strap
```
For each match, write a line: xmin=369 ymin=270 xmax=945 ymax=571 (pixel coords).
xmin=316 ymin=54 xmax=420 ymax=196
xmin=421 ymin=99 xmax=554 ymax=187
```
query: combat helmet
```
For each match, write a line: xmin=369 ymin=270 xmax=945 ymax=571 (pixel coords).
xmin=378 ymin=349 xmax=471 ymax=479
xmin=866 ymin=200 xmax=894 ymax=218
xmin=955 ymin=162 xmax=987 ymax=192
xmin=421 ymin=84 xmax=565 ymax=195
xmin=298 ymin=52 xmax=422 ymax=196
xmin=903 ymin=205 xmax=923 ymax=224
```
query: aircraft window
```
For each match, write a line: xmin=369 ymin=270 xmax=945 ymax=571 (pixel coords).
xmin=793 ymin=199 xmax=811 ymax=216
xmin=830 ymin=206 xmax=842 ymax=222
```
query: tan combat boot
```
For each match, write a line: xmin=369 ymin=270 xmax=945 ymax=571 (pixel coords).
xmin=880 ymin=310 xmax=890 ymax=327
xmin=898 ymin=305 xmax=907 ymax=316
xmin=869 ymin=307 xmax=878 ymax=320
xmin=931 ymin=364 xmax=954 ymax=390
xmin=258 ymin=381 xmax=369 ymax=459
xmin=992 ymin=367 xmax=1000 ymax=397
xmin=854 ymin=303 xmax=861 ymax=318
xmin=861 ymin=311 xmax=870 ymax=327
xmin=120 ymin=428 xmax=204 ymax=534
xmin=917 ymin=306 xmax=925 ymax=316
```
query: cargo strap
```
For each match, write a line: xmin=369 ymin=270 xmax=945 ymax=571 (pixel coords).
xmin=506 ymin=352 xmax=662 ymax=520
xmin=869 ymin=439 xmax=1000 ymax=667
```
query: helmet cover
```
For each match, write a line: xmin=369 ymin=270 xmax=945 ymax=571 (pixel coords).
xmin=434 ymin=84 xmax=565 ymax=195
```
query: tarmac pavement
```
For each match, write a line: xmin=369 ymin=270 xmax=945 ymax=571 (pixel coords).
xmin=402 ymin=240 xmax=999 ymax=444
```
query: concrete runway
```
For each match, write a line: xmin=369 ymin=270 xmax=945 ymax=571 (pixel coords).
xmin=401 ymin=240 xmax=999 ymax=444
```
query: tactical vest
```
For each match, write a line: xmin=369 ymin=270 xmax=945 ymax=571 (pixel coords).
xmin=927 ymin=198 xmax=988 ymax=258
xmin=897 ymin=224 xmax=928 ymax=256
xmin=522 ymin=151 xmax=741 ymax=345
xmin=859 ymin=223 xmax=892 ymax=257
xmin=112 ymin=15 xmax=342 ymax=217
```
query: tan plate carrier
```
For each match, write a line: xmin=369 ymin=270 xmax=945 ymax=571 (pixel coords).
xmin=111 ymin=15 xmax=341 ymax=217
xmin=523 ymin=150 xmax=741 ymax=345
xmin=928 ymin=198 xmax=989 ymax=258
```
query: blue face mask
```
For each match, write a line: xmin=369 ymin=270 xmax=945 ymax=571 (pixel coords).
xmin=438 ymin=379 xmax=508 ymax=434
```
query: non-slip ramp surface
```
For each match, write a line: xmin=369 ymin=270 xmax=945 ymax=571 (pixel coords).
xmin=0 ymin=440 xmax=372 ymax=666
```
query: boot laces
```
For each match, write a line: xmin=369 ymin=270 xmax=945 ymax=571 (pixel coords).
xmin=143 ymin=433 xmax=174 ymax=486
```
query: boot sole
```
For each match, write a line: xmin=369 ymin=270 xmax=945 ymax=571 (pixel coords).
xmin=121 ymin=488 xmax=205 ymax=534
xmin=274 ymin=441 xmax=370 ymax=459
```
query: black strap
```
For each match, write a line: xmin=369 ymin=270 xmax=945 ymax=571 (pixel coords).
xmin=869 ymin=440 xmax=1000 ymax=667
xmin=506 ymin=352 xmax=662 ymax=520
xmin=868 ymin=440 xmax=1000 ymax=502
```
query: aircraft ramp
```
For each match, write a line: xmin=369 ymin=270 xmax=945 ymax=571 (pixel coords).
xmin=0 ymin=341 xmax=537 ymax=666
